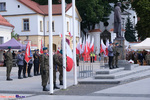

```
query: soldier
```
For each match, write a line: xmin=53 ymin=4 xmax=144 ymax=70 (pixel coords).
xmin=112 ymin=43 xmax=120 ymax=68
xmin=33 ymin=49 xmax=40 ymax=76
xmin=22 ymin=49 xmax=27 ymax=78
xmin=76 ymin=54 xmax=79 ymax=66
xmin=53 ymin=51 xmax=63 ymax=89
xmin=5 ymin=46 xmax=13 ymax=81
xmin=58 ymin=50 xmax=63 ymax=85
xmin=108 ymin=42 xmax=114 ymax=69
xmin=28 ymin=58 xmax=33 ymax=77
xmin=145 ymin=52 xmax=150 ymax=65
xmin=40 ymin=47 xmax=49 ymax=91
xmin=16 ymin=50 xmax=24 ymax=79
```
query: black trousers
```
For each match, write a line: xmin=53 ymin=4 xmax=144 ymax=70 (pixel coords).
xmin=28 ymin=63 xmax=32 ymax=75
xmin=109 ymin=56 xmax=113 ymax=69
xmin=34 ymin=61 xmax=39 ymax=75
xmin=23 ymin=62 xmax=27 ymax=76
xmin=18 ymin=65 xmax=23 ymax=77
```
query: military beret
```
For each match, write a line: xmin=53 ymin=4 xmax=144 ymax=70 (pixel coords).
xmin=59 ymin=49 xmax=63 ymax=54
xmin=109 ymin=42 xmax=112 ymax=44
xmin=8 ymin=46 xmax=11 ymax=49
xmin=43 ymin=47 xmax=47 ymax=50
xmin=18 ymin=50 xmax=22 ymax=52
xmin=115 ymin=43 xmax=118 ymax=45
xmin=22 ymin=49 xmax=25 ymax=51
xmin=37 ymin=49 xmax=39 ymax=51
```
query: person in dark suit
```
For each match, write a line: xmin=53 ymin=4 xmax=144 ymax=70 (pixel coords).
xmin=138 ymin=51 xmax=144 ymax=65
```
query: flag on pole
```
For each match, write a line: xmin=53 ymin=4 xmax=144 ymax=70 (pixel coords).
xmin=68 ymin=32 xmax=72 ymax=38
xmin=40 ymin=39 xmax=44 ymax=54
xmin=87 ymin=35 xmax=90 ymax=54
xmin=59 ymin=32 xmax=62 ymax=38
xmin=81 ymin=35 xmax=86 ymax=54
xmin=25 ymin=42 xmax=32 ymax=63
xmin=66 ymin=42 xmax=74 ymax=72
xmin=100 ymin=39 xmax=106 ymax=54
xmin=105 ymin=39 xmax=109 ymax=56
xmin=90 ymin=36 xmax=94 ymax=52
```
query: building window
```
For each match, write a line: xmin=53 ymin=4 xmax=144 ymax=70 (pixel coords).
xmin=47 ymin=21 xmax=55 ymax=32
xmin=52 ymin=21 xmax=55 ymax=32
xmin=40 ymin=21 xmax=43 ymax=32
xmin=67 ymin=22 xmax=69 ymax=32
xmin=0 ymin=2 xmax=6 ymax=11
xmin=23 ymin=19 xmax=29 ymax=31
xmin=18 ymin=5 xmax=20 ymax=8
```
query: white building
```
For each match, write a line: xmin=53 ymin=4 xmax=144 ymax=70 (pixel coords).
xmin=0 ymin=0 xmax=82 ymax=50
xmin=0 ymin=15 xmax=14 ymax=61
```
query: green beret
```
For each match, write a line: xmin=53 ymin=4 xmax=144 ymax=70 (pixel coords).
xmin=59 ymin=49 xmax=63 ymax=54
xmin=8 ymin=46 xmax=11 ymax=49
xmin=115 ymin=43 xmax=118 ymax=45
xmin=43 ymin=47 xmax=47 ymax=50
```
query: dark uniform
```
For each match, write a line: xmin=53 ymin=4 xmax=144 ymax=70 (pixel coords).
xmin=53 ymin=54 xmax=63 ymax=89
xmin=112 ymin=43 xmax=120 ymax=68
xmin=28 ymin=59 xmax=33 ymax=77
xmin=5 ymin=47 xmax=13 ymax=81
xmin=58 ymin=54 xmax=63 ymax=85
xmin=76 ymin=54 xmax=79 ymax=66
xmin=22 ymin=49 xmax=27 ymax=78
xmin=33 ymin=50 xmax=40 ymax=76
xmin=41 ymin=51 xmax=49 ymax=91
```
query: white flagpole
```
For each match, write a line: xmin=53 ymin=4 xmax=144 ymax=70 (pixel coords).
xmin=62 ymin=0 xmax=67 ymax=89
xmin=48 ymin=0 xmax=53 ymax=94
xmin=72 ymin=0 xmax=77 ymax=85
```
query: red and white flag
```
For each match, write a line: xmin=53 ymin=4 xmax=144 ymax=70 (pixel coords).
xmin=66 ymin=42 xmax=74 ymax=72
xmin=100 ymin=39 xmax=106 ymax=54
xmin=76 ymin=38 xmax=82 ymax=54
xmin=25 ymin=42 xmax=32 ymax=63
xmin=81 ymin=35 xmax=86 ymax=54
xmin=40 ymin=39 xmax=44 ymax=54
xmin=87 ymin=35 xmax=90 ymax=54
xmin=90 ymin=36 xmax=94 ymax=52
xmin=59 ymin=32 xmax=62 ymax=38
xmin=68 ymin=32 xmax=72 ymax=38
xmin=105 ymin=39 xmax=109 ymax=56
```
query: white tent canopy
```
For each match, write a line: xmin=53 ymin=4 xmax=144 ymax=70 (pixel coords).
xmin=131 ymin=38 xmax=150 ymax=50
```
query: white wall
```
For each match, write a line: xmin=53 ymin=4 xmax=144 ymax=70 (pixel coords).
xmin=0 ymin=0 xmax=35 ymax=15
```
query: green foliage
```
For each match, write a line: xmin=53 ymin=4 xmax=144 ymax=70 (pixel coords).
xmin=132 ymin=0 xmax=150 ymax=41
xmin=11 ymin=30 xmax=18 ymax=39
xmin=125 ymin=16 xmax=137 ymax=42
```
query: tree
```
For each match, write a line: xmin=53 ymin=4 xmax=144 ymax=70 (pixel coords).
xmin=124 ymin=16 xmax=137 ymax=42
xmin=132 ymin=0 xmax=150 ymax=41
xmin=11 ymin=30 xmax=18 ymax=39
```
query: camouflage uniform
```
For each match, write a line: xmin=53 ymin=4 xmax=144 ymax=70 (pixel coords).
xmin=40 ymin=53 xmax=49 ymax=87
xmin=58 ymin=55 xmax=63 ymax=85
xmin=112 ymin=46 xmax=120 ymax=68
xmin=5 ymin=50 xmax=13 ymax=80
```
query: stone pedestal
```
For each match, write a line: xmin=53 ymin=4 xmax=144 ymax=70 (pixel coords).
xmin=113 ymin=37 xmax=126 ymax=60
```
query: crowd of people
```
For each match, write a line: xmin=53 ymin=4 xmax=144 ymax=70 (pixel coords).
xmin=3 ymin=46 xmax=63 ymax=91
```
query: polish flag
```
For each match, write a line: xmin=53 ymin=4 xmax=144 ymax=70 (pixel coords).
xmin=68 ymin=32 xmax=72 ymax=38
xmin=40 ymin=39 xmax=44 ymax=54
xmin=76 ymin=38 xmax=82 ymax=54
xmin=87 ymin=35 xmax=90 ymax=54
xmin=66 ymin=42 xmax=74 ymax=72
xmin=25 ymin=42 xmax=32 ymax=63
xmin=100 ymin=39 xmax=106 ymax=54
xmin=90 ymin=36 xmax=94 ymax=52
xmin=81 ymin=36 xmax=86 ymax=55
xmin=105 ymin=39 xmax=109 ymax=56
xmin=59 ymin=32 xmax=62 ymax=38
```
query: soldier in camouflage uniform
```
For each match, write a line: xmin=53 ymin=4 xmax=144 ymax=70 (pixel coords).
xmin=5 ymin=47 xmax=13 ymax=81
xmin=40 ymin=47 xmax=49 ymax=91
xmin=53 ymin=52 xmax=63 ymax=89
xmin=58 ymin=50 xmax=63 ymax=85
xmin=112 ymin=43 xmax=120 ymax=68
xmin=146 ymin=52 xmax=150 ymax=65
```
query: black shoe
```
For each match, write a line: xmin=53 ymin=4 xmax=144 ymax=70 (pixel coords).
xmin=116 ymin=66 xmax=119 ymax=68
xmin=60 ymin=81 xmax=63 ymax=85
xmin=28 ymin=75 xmax=33 ymax=77
xmin=23 ymin=76 xmax=27 ymax=78
xmin=54 ymin=83 xmax=60 ymax=89
xmin=18 ymin=77 xmax=23 ymax=79
xmin=43 ymin=86 xmax=49 ymax=91
xmin=34 ymin=74 xmax=37 ymax=76
xmin=37 ymin=73 xmax=41 ymax=75
xmin=6 ymin=78 xmax=13 ymax=81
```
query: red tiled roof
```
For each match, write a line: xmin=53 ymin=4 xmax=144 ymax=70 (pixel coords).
xmin=18 ymin=0 xmax=72 ymax=15
xmin=109 ymin=28 xmax=126 ymax=32
xmin=0 ymin=15 xmax=14 ymax=27
xmin=89 ymin=29 xmax=102 ymax=32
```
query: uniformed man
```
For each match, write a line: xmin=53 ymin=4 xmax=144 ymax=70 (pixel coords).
xmin=146 ymin=52 xmax=150 ymax=65
xmin=22 ymin=49 xmax=27 ymax=78
xmin=53 ymin=51 xmax=63 ymax=89
xmin=58 ymin=50 xmax=63 ymax=85
xmin=5 ymin=46 xmax=13 ymax=81
xmin=33 ymin=49 xmax=40 ymax=76
xmin=112 ymin=43 xmax=120 ymax=68
xmin=40 ymin=47 xmax=49 ymax=91
xmin=76 ymin=54 xmax=79 ymax=66
xmin=108 ymin=42 xmax=114 ymax=69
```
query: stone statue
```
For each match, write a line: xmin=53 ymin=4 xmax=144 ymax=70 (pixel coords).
xmin=114 ymin=2 xmax=122 ymax=38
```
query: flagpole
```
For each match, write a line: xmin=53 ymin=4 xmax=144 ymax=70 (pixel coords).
xmin=72 ymin=0 xmax=77 ymax=85
xmin=48 ymin=0 xmax=53 ymax=94
xmin=62 ymin=0 xmax=67 ymax=89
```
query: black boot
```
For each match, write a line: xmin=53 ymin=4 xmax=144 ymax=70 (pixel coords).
xmin=23 ymin=75 xmax=27 ymax=78
xmin=18 ymin=76 xmax=23 ymax=79
xmin=43 ymin=86 xmax=49 ymax=91
xmin=6 ymin=77 xmax=13 ymax=81
xmin=116 ymin=65 xmax=119 ymax=68
xmin=54 ymin=83 xmax=60 ymax=89
xmin=28 ymin=74 xmax=33 ymax=77
xmin=60 ymin=81 xmax=63 ymax=85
